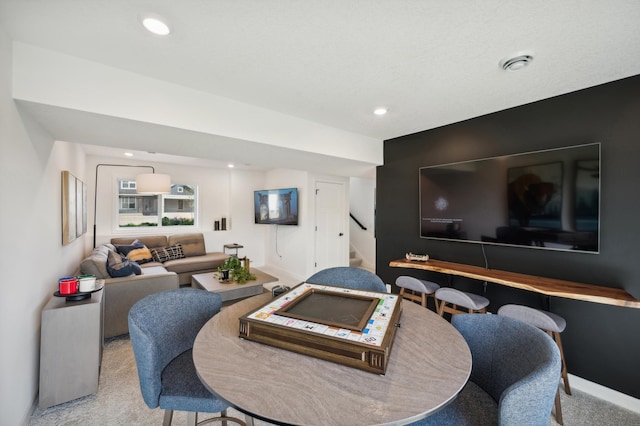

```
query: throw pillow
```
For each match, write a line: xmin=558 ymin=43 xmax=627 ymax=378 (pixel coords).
xmin=150 ymin=243 xmax=186 ymax=263
xmin=115 ymin=239 xmax=153 ymax=264
xmin=80 ymin=245 xmax=112 ymax=279
xmin=107 ymin=250 xmax=142 ymax=278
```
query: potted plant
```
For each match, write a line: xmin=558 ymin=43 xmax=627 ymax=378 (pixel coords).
xmin=217 ymin=257 xmax=256 ymax=284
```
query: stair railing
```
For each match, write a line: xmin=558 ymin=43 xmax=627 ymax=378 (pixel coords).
xmin=349 ymin=213 xmax=367 ymax=231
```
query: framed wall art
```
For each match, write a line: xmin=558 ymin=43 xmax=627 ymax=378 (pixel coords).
xmin=62 ymin=170 xmax=87 ymax=245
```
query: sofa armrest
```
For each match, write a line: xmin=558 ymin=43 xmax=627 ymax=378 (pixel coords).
xmin=103 ymin=268 xmax=179 ymax=338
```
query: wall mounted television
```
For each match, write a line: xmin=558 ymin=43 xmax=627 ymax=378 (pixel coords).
xmin=419 ymin=143 xmax=600 ymax=253
xmin=254 ymin=188 xmax=299 ymax=225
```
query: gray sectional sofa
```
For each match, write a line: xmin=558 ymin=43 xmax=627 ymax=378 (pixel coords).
xmin=79 ymin=233 xmax=228 ymax=338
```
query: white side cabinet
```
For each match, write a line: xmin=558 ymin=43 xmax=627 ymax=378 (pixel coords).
xmin=39 ymin=288 xmax=104 ymax=409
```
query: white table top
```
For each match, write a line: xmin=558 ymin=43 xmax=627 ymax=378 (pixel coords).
xmin=193 ymin=292 xmax=471 ymax=426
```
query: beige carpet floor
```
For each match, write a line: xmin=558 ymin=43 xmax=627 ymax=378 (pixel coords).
xmin=29 ymin=335 xmax=255 ymax=426
xmin=29 ymin=333 xmax=640 ymax=426
xmin=29 ymin=336 xmax=640 ymax=426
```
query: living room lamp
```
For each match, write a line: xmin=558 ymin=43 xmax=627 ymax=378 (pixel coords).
xmin=135 ymin=173 xmax=171 ymax=195
xmin=93 ymin=164 xmax=171 ymax=248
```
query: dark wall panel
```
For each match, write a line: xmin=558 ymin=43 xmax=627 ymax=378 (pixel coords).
xmin=376 ymin=74 xmax=640 ymax=398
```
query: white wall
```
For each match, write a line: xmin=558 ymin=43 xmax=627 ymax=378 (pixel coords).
xmin=12 ymin=42 xmax=382 ymax=166
xmin=262 ymin=169 xmax=311 ymax=282
xmin=0 ymin=25 xmax=87 ymax=425
xmin=241 ymin=169 xmax=351 ymax=282
xmin=0 ymin=28 xmax=366 ymax=424
xmin=349 ymin=177 xmax=377 ymax=270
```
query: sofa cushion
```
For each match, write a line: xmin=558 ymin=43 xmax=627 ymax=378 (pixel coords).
xmin=150 ymin=243 xmax=186 ymax=263
xmin=140 ymin=261 xmax=165 ymax=269
xmin=80 ymin=245 xmax=112 ymax=279
xmin=139 ymin=265 xmax=172 ymax=276
xmin=107 ymin=250 xmax=142 ymax=278
xmin=111 ymin=236 xmax=168 ymax=250
xmin=168 ymin=233 xmax=206 ymax=257
xmin=163 ymin=252 xmax=229 ymax=274
xmin=114 ymin=239 xmax=153 ymax=264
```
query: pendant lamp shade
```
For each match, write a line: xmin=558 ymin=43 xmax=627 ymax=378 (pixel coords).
xmin=136 ymin=173 xmax=171 ymax=194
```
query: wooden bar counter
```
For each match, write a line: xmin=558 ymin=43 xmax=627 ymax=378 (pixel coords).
xmin=390 ymin=258 xmax=640 ymax=309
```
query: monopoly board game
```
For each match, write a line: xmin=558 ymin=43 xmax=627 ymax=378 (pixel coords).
xmin=238 ymin=282 xmax=403 ymax=374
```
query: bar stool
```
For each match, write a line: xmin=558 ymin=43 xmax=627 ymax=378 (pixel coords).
xmin=497 ymin=304 xmax=571 ymax=425
xmin=395 ymin=276 xmax=440 ymax=311
xmin=435 ymin=287 xmax=490 ymax=317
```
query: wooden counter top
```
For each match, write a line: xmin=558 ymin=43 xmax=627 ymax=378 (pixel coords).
xmin=389 ymin=258 xmax=640 ymax=309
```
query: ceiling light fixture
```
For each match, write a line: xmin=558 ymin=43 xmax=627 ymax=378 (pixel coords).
xmin=500 ymin=54 xmax=533 ymax=71
xmin=374 ymin=107 xmax=388 ymax=116
xmin=141 ymin=16 xmax=171 ymax=36
xmin=227 ymin=164 xmax=235 ymax=168
xmin=124 ymin=152 xmax=134 ymax=157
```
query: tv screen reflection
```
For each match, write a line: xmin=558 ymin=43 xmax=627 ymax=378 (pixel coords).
xmin=419 ymin=143 xmax=600 ymax=253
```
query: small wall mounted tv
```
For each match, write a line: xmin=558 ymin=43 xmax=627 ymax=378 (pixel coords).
xmin=419 ymin=143 xmax=600 ymax=253
xmin=254 ymin=188 xmax=299 ymax=225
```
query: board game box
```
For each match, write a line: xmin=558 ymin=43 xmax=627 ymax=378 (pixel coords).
xmin=238 ymin=282 xmax=403 ymax=374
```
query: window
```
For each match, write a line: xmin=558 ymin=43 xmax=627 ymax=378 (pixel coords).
xmin=120 ymin=180 xmax=137 ymax=190
xmin=117 ymin=181 xmax=197 ymax=228
xmin=120 ymin=197 xmax=137 ymax=210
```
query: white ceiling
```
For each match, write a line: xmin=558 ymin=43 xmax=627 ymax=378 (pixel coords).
xmin=2 ymin=1 xmax=640 ymax=173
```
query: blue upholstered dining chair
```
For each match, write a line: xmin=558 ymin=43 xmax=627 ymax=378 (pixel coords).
xmin=409 ymin=314 xmax=561 ymax=426
xmin=306 ymin=266 xmax=387 ymax=292
xmin=128 ymin=289 xmax=246 ymax=426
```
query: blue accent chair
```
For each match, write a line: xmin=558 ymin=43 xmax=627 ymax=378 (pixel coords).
xmin=409 ymin=314 xmax=561 ymax=426
xmin=128 ymin=289 xmax=246 ymax=426
xmin=306 ymin=266 xmax=387 ymax=292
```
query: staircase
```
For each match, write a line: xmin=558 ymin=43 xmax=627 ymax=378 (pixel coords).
xmin=349 ymin=248 xmax=363 ymax=268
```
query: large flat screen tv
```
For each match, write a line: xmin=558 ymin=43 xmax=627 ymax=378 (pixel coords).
xmin=419 ymin=143 xmax=600 ymax=253
xmin=254 ymin=188 xmax=299 ymax=225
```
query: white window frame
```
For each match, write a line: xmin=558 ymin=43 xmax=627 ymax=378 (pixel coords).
xmin=115 ymin=180 xmax=198 ymax=229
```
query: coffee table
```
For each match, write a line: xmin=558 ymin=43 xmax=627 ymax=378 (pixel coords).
xmin=191 ymin=268 xmax=278 ymax=302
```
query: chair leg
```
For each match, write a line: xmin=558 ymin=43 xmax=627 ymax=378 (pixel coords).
xmin=554 ymin=387 xmax=563 ymax=425
xmin=163 ymin=410 xmax=174 ymax=426
xmin=553 ymin=331 xmax=571 ymax=395
xmin=196 ymin=411 xmax=249 ymax=426
xmin=187 ymin=411 xmax=197 ymax=426
xmin=221 ymin=409 xmax=228 ymax=426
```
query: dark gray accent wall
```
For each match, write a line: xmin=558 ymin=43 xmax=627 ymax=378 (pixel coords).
xmin=376 ymin=74 xmax=640 ymax=398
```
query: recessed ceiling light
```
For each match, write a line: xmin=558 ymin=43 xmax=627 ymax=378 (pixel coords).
xmin=500 ymin=54 xmax=534 ymax=71
xmin=374 ymin=107 xmax=388 ymax=116
xmin=124 ymin=152 xmax=134 ymax=157
xmin=227 ymin=164 xmax=235 ymax=168
xmin=141 ymin=16 xmax=171 ymax=36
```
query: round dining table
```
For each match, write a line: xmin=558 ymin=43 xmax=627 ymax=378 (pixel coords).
xmin=193 ymin=291 xmax=471 ymax=426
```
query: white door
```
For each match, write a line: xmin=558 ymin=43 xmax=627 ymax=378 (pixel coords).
xmin=314 ymin=181 xmax=347 ymax=271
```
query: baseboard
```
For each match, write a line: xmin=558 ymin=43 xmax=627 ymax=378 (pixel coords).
xmin=26 ymin=393 xmax=39 ymax=426
xmin=359 ymin=260 xmax=376 ymax=272
xmin=569 ymin=374 xmax=640 ymax=414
